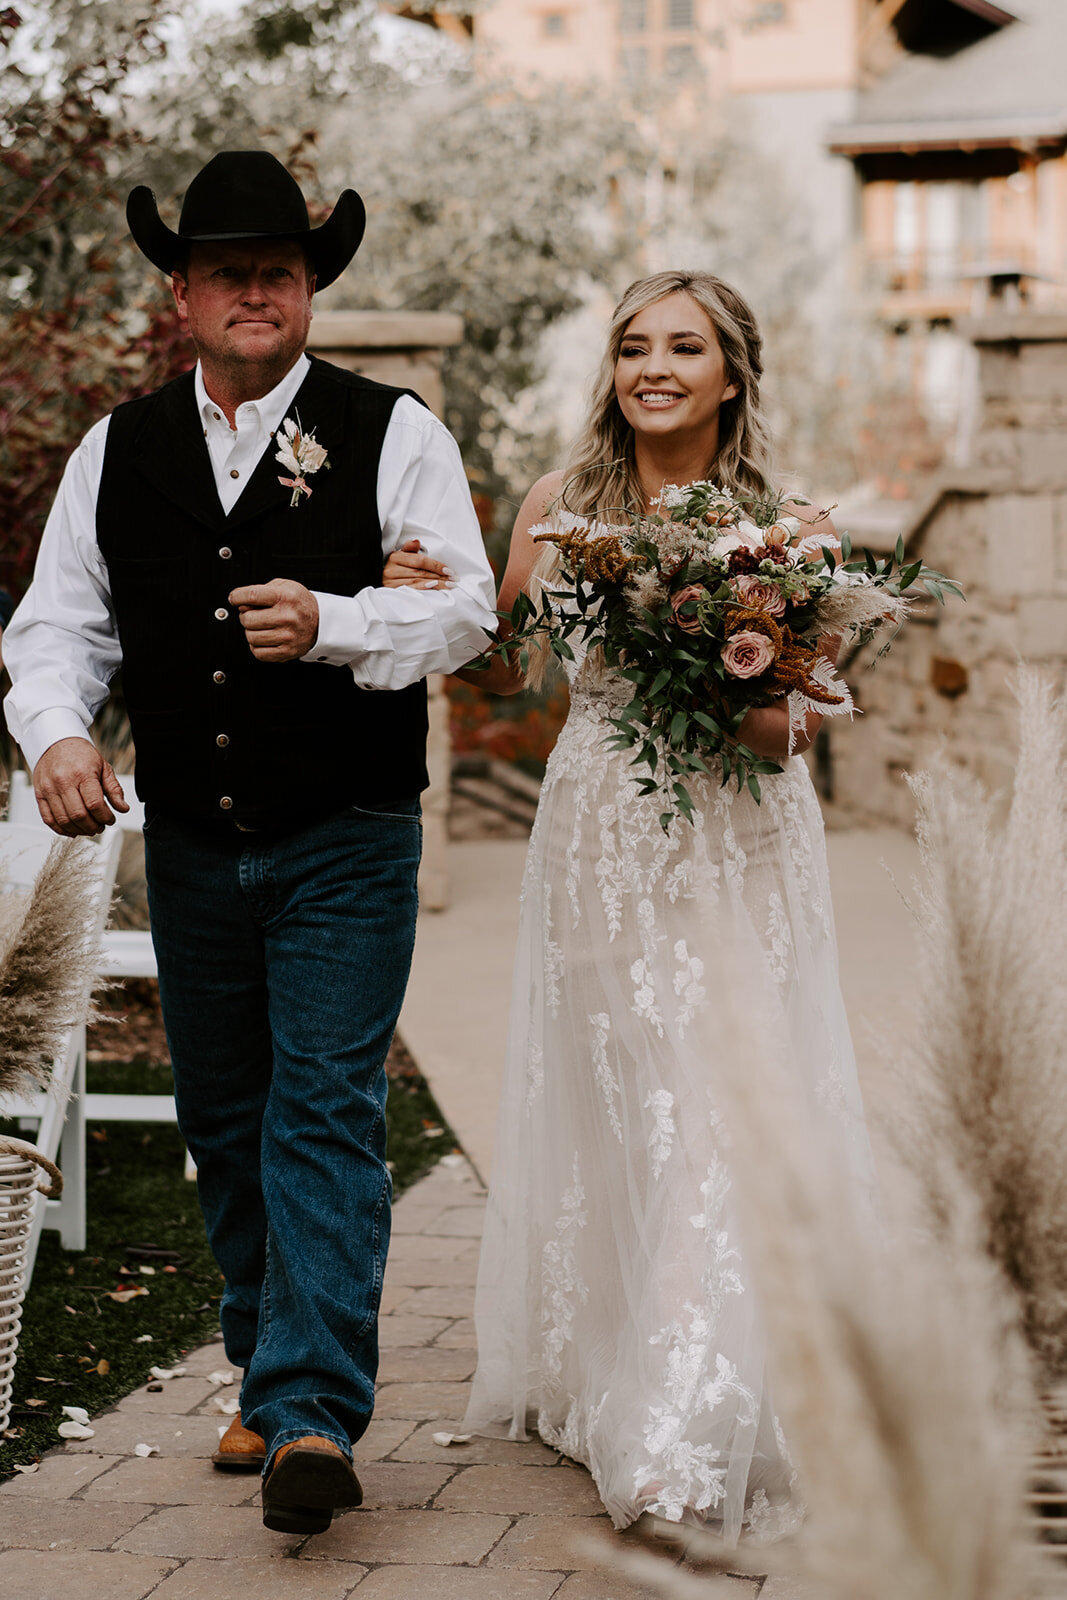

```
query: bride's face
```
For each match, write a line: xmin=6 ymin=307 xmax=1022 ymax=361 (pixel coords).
xmin=614 ymin=291 xmax=738 ymax=451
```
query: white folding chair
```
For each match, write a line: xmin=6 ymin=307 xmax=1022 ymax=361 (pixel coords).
xmin=7 ymin=770 xmax=157 ymax=980
xmin=0 ymin=823 xmax=123 ymax=1278
xmin=6 ymin=771 xmax=186 ymax=1169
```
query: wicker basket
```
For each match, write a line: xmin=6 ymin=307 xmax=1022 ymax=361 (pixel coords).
xmin=0 ymin=1136 xmax=62 ymax=1434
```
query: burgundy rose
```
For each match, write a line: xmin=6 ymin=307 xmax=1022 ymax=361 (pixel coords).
xmin=722 ymin=630 xmax=776 ymax=679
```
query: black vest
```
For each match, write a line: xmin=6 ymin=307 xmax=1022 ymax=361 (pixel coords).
xmin=97 ymin=356 xmax=429 ymax=832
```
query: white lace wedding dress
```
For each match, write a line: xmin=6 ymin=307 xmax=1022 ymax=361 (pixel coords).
xmin=462 ymin=646 xmax=873 ymax=1542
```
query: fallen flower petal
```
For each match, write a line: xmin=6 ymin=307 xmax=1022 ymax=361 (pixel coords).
xmin=58 ymin=1421 xmax=95 ymax=1440
xmin=206 ymin=1370 xmax=234 ymax=1386
xmin=211 ymin=1395 xmax=240 ymax=1415
xmin=134 ymin=1443 xmax=159 ymax=1457
xmin=431 ymin=1431 xmax=472 ymax=1447
xmin=61 ymin=1406 xmax=90 ymax=1425
xmin=148 ymin=1366 xmax=187 ymax=1381
xmin=12 ymin=1462 xmax=39 ymax=1474
xmin=107 ymin=1286 xmax=149 ymax=1303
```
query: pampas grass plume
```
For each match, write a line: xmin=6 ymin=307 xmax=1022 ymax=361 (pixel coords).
xmin=0 ymin=835 xmax=109 ymax=1098
xmin=901 ymin=669 xmax=1067 ymax=1377
xmin=610 ymin=927 xmax=1036 ymax=1600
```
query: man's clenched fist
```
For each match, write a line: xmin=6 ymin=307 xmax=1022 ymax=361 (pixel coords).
xmin=34 ymin=737 xmax=129 ymax=837
xmin=229 ymin=579 xmax=319 ymax=663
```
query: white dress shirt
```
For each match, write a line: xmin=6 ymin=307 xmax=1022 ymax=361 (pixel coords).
xmin=4 ymin=355 xmax=498 ymax=773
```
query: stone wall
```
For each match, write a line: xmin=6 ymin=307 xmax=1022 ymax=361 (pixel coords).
xmin=306 ymin=310 xmax=465 ymax=909
xmin=825 ymin=313 xmax=1067 ymax=826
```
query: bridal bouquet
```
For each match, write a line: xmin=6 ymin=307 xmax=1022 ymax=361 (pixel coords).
xmin=494 ymin=481 xmax=960 ymax=826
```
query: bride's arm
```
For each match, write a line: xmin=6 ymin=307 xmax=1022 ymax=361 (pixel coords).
xmin=734 ymin=502 xmax=841 ymax=762
xmin=382 ymin=471 xmax=564 ymax=697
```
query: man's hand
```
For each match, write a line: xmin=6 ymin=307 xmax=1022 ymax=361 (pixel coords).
xmin=34 ymin=737 xmax=129 ymax=837
xmin=230 ymin=579 xmax=319 ymax=662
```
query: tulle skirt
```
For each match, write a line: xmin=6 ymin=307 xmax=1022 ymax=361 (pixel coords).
xmin=462 ymin=681 xmax=872 ymax=1542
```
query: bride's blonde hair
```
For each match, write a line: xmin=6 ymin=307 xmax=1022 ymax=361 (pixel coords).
xmin=561 ymin=270 xmax=776 ymax=517
xmin=524 ymin=271 xmax=777 ymax=688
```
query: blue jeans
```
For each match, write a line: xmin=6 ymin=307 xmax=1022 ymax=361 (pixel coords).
xmin=143 ymin=800 xmax=421 ymax=1466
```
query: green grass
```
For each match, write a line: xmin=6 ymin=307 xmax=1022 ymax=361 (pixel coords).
xmin=0 ymin=1047 xmax=458 ymax=1480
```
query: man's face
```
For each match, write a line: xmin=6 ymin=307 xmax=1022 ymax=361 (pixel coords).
xmin=171 ymin=240 xmax=315 ymax=383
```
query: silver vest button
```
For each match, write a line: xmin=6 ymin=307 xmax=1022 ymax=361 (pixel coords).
xmin=214 ymin=607 xmax=228 ymax=620
xmin=213 ymin=671 xmax=226 ymax=684
xmin=216 ymin=734 xmax=230 ymax=748
xmin=219 ymin=546 xmax=233 ymax=560
xmin=219 ymin=796 xmax=233 ymax=811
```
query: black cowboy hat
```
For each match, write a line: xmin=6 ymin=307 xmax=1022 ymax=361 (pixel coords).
xmin=126 ymin=150 xmax=365 ymax=291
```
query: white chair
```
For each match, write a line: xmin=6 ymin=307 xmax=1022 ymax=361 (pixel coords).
xmin=6 ymin=771 xmax=184 ymax=1165
xmin=7 ymin=770 xmax=157 ymax=979
xmin=0 ymin=823 xmax=123 ymax=1277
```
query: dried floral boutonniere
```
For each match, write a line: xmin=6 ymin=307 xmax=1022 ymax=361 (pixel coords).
xmin=275 ymin=416 xmax=329 ymax=507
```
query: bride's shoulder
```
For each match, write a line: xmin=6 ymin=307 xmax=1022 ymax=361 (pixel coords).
xmin=524 ymin=470 xmax=567 ymax=520
xmin=511 ymin=471 xmax=567 ymax=545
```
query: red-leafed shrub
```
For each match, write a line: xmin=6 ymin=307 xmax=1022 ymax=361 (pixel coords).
xmin=0 ymin=4 xmax=191 ymax=594
xmin=447 ymin=677 xmax=570 ymax=775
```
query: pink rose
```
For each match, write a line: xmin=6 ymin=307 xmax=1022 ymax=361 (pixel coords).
xmin=670 ymin=584 xmax=705 ymax=635
xmin=722 ymin=629 xmax=776 ymax=679
xmin=731 ymin=574 xmax=786 ymax=618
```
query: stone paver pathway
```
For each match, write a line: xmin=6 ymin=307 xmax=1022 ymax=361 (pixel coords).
xmin=0 ymin=1157 xmax=801 ymax=1600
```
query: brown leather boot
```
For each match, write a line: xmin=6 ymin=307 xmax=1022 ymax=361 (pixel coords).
xmin=211 ymin=1412 xmax=265 ymax=1473
xmin=261 ymin=1435 xmax=363 ymax=1535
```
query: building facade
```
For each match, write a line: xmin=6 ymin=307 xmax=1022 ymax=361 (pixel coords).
xmin=829 ymin=0 xmax=1067 ymax=426
xmin=407 ymin=0 xmax=1067 ymax=428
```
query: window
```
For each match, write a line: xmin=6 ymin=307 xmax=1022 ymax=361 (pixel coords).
xmin=620 ymin=0 xmax=647 ymax=33
xmin=542 ymin=11 xmax=566 ymax=34
xmin=893 ymin=183 xmax=920 ymax=263
xmin=621 ymin=45 xmax=648 ymax=78
xmin=925 ymin=182 xmax=960 ymax=285
xmin=667 ymin=0 xmax=694 ymax=29
xmin=742 ymin=1 xmax=787 ymax=29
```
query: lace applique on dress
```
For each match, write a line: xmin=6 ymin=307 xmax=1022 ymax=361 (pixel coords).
xmin=743 ymin=1486 xmax=805 ymax=1542
xmin=540 ymin=1156 xmax=589 ymax=1389
xmin=523 ymin=1026 xmax=544 ymax=1112
xmin=644 ymin=1089 xmax=676 ymax=1179
xmin=672 ymin=940 xmax=706 ymax=1034
xmin=539 ymin=1390 xmax=607 ymax=1462
xmin=590 ymin=1013 xmax=623 ymax=1140
xmin=694 ymin=1158 xmax=745 ymax=1311
xmin=639 ymin=1313 xmax=759 ymax=1520
xmin=543 ymin=880 xmax=564 ymax=1020
xmin=764 ymin=891 xmax=795 ymax=986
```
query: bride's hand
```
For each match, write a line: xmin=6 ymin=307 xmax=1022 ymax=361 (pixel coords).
xmin=383 ymin=539 xmax=453 ymax=589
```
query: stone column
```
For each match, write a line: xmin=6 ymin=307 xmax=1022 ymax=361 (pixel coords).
xmin=826 ymin=312 xmax=1067 ymax=825
xmin=306 ymin=311 xmax=465 ymax=910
